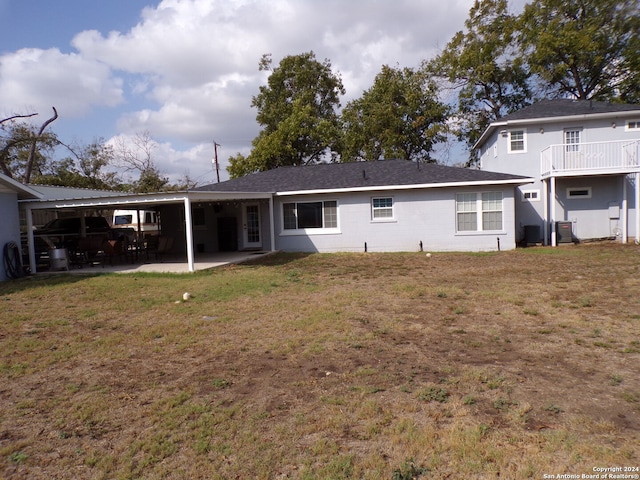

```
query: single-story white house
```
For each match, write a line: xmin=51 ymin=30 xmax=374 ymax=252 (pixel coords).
xmin=18 ymin=159 xmax=532 ymax=274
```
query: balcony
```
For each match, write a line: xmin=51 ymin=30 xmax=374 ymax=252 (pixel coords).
xmin=541 ymin=139 xmax=640 ymax=178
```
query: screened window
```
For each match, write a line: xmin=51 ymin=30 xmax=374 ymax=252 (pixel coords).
xmin=509 ymin=130 xmax=526 ymax=152
xmin=372 ymin=197 xmax=393 ymax=219
xmin=282 ymin=201 xmax=337 ymax=230
xmin=456 ymin=192 xmax=503 ymax=232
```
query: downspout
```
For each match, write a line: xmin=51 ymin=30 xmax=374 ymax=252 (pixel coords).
xmin=26 ymin=206 xmax=36 ymax=274
xmin=269 ymin=196 xmax=276 ymax=252
xmin=183 ymin=196 xmax=195 ymax=272
xmin=550 ymin=177 xmax=557 ymax=247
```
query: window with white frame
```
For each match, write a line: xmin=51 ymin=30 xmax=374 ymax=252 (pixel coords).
xmin=626 ymin=120 xmax=640 ymax=131
xmin=521 ymin=189 xmax=540 ymax=202
xmin=372 ymin=197 xmax=393 ymax=220
xmin=456 ymin=192 xmax=503 ymax=232
xmin=508 ymin=130 xmax=526 ymax=153
xmin=564 ymin=128 xmax=582 ymax=152
xmin=282 ymin=200 xmax=338 ymax=230
xmin=566 ymin=187 xmax=592 ymax=199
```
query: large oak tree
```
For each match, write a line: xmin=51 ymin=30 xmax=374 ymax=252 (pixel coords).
xmin=341 ymin=65 xmax=448 ymax=163
xmin=227 ymin=52 xmax=345 ymax=178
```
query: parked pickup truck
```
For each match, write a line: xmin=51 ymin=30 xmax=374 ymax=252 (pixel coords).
xmin=32 ymin=216 xmax=114 ymax=267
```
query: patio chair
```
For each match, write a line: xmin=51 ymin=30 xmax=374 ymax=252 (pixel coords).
xmin=147 ymin=235 xmax=173 ymax=262
xmin=101 ymin=239 xmax=128 ymax=266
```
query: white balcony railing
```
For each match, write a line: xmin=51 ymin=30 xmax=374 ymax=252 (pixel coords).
xmin=541 ymin=139 xmax=640 ymax=178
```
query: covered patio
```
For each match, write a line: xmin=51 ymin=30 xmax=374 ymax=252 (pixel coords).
xmin=20 ymin=188 xmax=276 ymax=274
xmin=57 ymin=250 xmax=275 ymax=274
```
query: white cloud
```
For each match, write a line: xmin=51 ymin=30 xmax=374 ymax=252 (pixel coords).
xmin=0 ymin=47 xmax=123 ymax=117
xmin=3 ymin=0 xmax=522 ymax=185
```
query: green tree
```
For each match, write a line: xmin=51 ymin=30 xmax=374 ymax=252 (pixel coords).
xmin=0 ymin=120 xmax=59 ymax=182
xmin=34 ymin=140 xmax=121 ymax=190
xmin=427 ymin=0 xmax=532 ymax=164
xmin=341 ymin=65 xmax=448 ymax=163
xmin=228 ymin=52 xmax=345 ymax=178
xmin=520 ymin=0 xmax=640 ymax=102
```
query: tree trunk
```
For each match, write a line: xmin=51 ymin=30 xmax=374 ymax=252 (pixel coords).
xmin=24 ymin=107 xmax=58 ymax=184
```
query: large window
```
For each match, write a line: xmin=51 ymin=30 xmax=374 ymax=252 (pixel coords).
xmin=456 ymin=192 xmax=503 ymax=232
xmin=283 ymin=201 xmax=337 ymax=230
xmin=372 ymin=197 xmax=393 ymax=219
xmin=508 ymin=130 xmax=526 ymax=153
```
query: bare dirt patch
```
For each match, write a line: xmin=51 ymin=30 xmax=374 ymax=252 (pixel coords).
xmin=1 ymin=243 xmax=639 ymax=478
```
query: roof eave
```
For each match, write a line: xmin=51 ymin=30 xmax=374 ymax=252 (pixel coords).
xmin=474 ymin=109 xmax=640 ymax=150
xmin=0 ymin=175 xmax=43 ymax=200
xmin=275 ymin=178 xmax=535 ymax=196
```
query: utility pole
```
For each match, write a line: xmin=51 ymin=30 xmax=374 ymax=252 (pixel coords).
xmin=212 ymin=140 xmax=221 ymax=183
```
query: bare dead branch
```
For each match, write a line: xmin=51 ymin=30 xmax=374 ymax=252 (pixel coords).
xmin=24 ymin=107 xmax=58 ymax=183
xmin=0 ymin=112 xmax=38 ymax=125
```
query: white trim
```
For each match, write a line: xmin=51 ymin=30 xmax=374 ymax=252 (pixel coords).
xmin=455 ymin=191 xmax=504 ymax=233
xmin=183 ymin=197 xmax=195 ymax=272
xmin=0 ymin=174 xmax=42 ymax=199
xmin=275 ymin=178 xmax=534 ymax=197
xmin=507 ymin=129 xmax=527 ymax=153
xmin=371 ymin=196 xmax=394 ymax=221
xmin=475 ymin=109 xmax=640 ymax=149
xmin=280 ymin=199 xmax=340 ymax=234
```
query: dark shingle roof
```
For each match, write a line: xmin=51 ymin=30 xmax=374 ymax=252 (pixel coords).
xmin=498 ymin=99 xmax=640 ymax=122
xmin=194 ymin=160 xmax=530 ymax=193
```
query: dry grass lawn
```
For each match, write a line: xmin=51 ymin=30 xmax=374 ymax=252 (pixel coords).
xmin=1 ymin=242 xmax=639 ymax=479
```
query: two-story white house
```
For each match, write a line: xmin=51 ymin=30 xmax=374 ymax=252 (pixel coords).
xmin=475 ymin=99 xmax=640 ymax=246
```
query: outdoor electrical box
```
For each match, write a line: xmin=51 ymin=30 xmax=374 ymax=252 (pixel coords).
xmin=556 ymin=221 xmax=573 ymax=244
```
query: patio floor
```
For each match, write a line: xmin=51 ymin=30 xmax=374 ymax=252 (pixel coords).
xmin=41 ymin=251 xmax=276 ymax=275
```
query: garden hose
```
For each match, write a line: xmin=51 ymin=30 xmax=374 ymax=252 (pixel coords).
xmin=3 ymin=241 xmax=23 ymax=279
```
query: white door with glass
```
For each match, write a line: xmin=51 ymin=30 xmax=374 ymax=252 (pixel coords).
xmin=243 ymin=204 xmax=262 ymax=249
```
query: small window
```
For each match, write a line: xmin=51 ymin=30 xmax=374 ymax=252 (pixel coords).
xmin=508 ymin=130 xmax=526 ymax=153
xmin=521 ymin=190 xmax=540 ymax=202
xmin=114 ymin=215 xmax=132 ymax=225
xmin=626 ymin=120 xmax=640 ymax=131
xmin=567 ymin=187 xmax=592 ymax=199
xmin=372 ymin=197 xmax=393 ymax=219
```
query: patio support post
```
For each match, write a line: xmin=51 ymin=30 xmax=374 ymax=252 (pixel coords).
xmin=183 ymin=196 xmax=195 ymax=272
xmin=269 ymin=196 xmax=276 ymax=251
xmin=622 ymin=175 xmax=628 ymax=243
xmin=636 ymin=172 xmax=640 ymax=244
xmin=550 ymin=176 xmax=557 ymax=247
xmin=25 ymin=206 xmax=37 ymax=274
xmin=543 ymin=179 xmax=549 ymax=246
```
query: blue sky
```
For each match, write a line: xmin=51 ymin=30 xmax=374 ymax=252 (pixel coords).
xmin=0 ymin=0 xmax=522 ymax=185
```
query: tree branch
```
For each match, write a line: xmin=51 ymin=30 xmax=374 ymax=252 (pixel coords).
xmin=24 ymin=107 xmax=58 ymax=183
xmin=0 ymin=112 xmax=38 ymax=125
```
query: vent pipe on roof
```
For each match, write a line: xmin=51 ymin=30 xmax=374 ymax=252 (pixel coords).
xmin=362 ymin=169 xmax=367 ymax=180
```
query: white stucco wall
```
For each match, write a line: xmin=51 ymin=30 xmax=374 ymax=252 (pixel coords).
xmin=273 ymin=186 xmax=518 ymax=253
xmin=0 ymin=191 xmax=21 ymax=281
